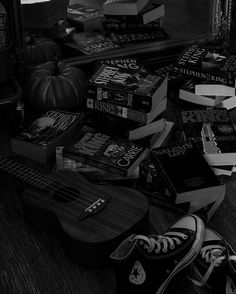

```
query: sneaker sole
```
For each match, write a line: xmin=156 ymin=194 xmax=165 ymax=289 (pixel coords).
xmin=156 ymin=214 xmax=205 ymax=294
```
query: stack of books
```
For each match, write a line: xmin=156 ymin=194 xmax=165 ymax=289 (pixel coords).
xmin=102 ymin=0 xmax=167 ymax=44
xmin=86 ymin=58 xmax=169 ymax=146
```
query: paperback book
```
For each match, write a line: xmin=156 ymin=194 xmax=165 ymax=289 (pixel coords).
xmin=62 ymin=125 xmax=148 ymax=177
xmin=103 ymin=2 xmax=165 ymax=25
xmin=87 ymin=64 xmax=168 ymax=112
xmin=174 ymin=43 xmax=236 ymax=88
xmin=179 ymin=78 xmax=226 ymax=107
xmin=86 ymin=111 xmax=166 ymax=141
xmin=64 ymin=32 xmax=120 ymax=55
xmin=66 ymin=3 xmax=104 ymax=32
xmin=103 ymin=18 xmax=160 ymax=33
xmin=86 ymin=96 xmax=167 ymax=124
xmin=11 ymin=110 xmax=84 ymax=164
xmin=150 ymin=140 xmax=225 ymax=220
xmin=177 ymin=107 xmax=236 ymax=166
xmin=102 ymin=0 xmax=149 ymax=16
xmin=98 ymin=57 xmax=147 ymax=72
xmin=109 ymin=27 xmax=168 ymax=44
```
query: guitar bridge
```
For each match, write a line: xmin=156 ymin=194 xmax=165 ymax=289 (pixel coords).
xmin=79 ymin=196 xmax=110 ymax=220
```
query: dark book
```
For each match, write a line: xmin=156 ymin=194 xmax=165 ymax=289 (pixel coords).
xmin=64 ymin=32 xmax=120 ymax=55
xmin=102 ymin=0 xmax=149 ymax=16
xmin=150 ymin=141 xmax=225 ymax=220
xmin=87 ymin=64 xmax=167 ymax=112
xmin=177 ymin=107 xmax=236 ymax=166
xmin=11 ymin=110 xmax=84 ymax=164
xmin=179 ymin=78 xmax=226 ymax=107
xmin=174 ymin=44 xmax=236 ymax=88
xmin=103 ymin=2 xmax=164 ymax=25
xmin=66 ymin=3 xmax=104 ymax=32
xmin=86 ymin=111 xmax=166 ymax=141
xmin=62 ymin=125 xmax=148 ymax=177
xmin=109 ymin=27 xmax=168 ymax=44
xmin=86 ymin=96 xmax=167 ymax=124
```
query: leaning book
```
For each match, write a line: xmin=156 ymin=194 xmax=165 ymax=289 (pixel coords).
xmin=177 ymin=107 xmax=236 ymax=166
xmin=11 ymin=110 xmax=84 ymax=164
xmin=62 ymin=125 xmax=148 ymax=177
xmin=150 ymin=140 xmax=225 ymax=221
xmin=87 ymin=63 xmax=168 ymax=112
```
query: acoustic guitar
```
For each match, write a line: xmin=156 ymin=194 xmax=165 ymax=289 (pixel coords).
xmin=0 ymin=156 xmax=149 ymax=267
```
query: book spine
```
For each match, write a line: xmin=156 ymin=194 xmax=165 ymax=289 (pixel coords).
xmin=63 ymin=150 xmax=127 ymax=176
xmin=87 ymin=84 xmax=152 ymax=112
xmin=174 ymin=65 xmax=234 ymax=87
xmin=86 ymin=98 xmax=149 ymax=123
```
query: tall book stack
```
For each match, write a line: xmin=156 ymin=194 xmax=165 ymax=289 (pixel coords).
xmin=102 ymin=0 xmax=168 ymax=44
xmin=86 ymin=58 xmax=171 ymax=147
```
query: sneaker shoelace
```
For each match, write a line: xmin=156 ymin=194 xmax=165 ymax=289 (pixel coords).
xmin=190 ymin=244 xmax=236 ymax=287
xmin=133 ymin=232 xmax=188 ymax=254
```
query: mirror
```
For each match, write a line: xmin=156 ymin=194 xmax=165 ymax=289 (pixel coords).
xmin=19 ymin=0 xmax=233 ymax=66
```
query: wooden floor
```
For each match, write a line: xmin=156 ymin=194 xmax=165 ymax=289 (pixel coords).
xmin=0 ymin=1 xmax=236 ymax=294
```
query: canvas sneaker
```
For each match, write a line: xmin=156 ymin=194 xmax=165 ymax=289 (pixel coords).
xmin=110 ymin=214 xmax=205 ymax=294
xmin=188 ymin=228 xmax=236 ymax=293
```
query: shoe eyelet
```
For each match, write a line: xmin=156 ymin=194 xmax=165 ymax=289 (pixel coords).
xmin=183 ymin=235 xmax=188 ymax=240
xmin=170 ymin=245 xmax=175 ymax=249
xmin=162 ymin=249 xmax=167 ymax=253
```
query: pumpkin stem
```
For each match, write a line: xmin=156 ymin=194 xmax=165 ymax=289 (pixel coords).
xmin=53 ymin=56 xmax=61 ymax=75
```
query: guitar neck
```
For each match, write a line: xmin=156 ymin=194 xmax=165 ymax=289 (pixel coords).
xmin=0 ymin=156 xmax=56 ymax=193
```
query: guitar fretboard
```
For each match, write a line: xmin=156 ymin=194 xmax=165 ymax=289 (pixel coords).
xmin=0 ymin=156 xmax=57 ymax=192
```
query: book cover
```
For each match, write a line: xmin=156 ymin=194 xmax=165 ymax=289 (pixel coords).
xmin=175 ymin=44 xmax=236 ymax=87
xmin=179 ymin=78 xmax=226 ymax=107
xmin=177 ymin=107 xmax=236 ymax=166
xmin=103 ymin=2 xmax=165 ymax=25
xmin=109 ymin=27 xmax=168 ymax=44
xmin=150 ymin=140 xmax=225 ymax=220
xmin=66 ymin=3 xmax=104 ymax=32
xmin=86 ymin=96 xmax=167 ymax=124
xmin=102 ymin=0 xmax=149 ymax=16
xmin=64 ymin=32 xmax=120 ymax=55
xmin=11 ymin=110 xmax=84 ymax=164
xmin=62 ymin=125 xmax=148 ymax=177
xmin=87 ymin=64 xmax=167 ymax=112
xmin=85 ymin=111 xmax=166 ymax=141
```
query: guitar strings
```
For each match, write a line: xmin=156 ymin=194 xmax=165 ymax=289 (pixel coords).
xmin=0 ymin=159 xmax=103 ymax=209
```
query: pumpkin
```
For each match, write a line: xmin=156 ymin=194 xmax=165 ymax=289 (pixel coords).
xmin=24 ymin=36 xmax=62 ymax=66
xmin=26 ymin=61 xmax=87 ymax=111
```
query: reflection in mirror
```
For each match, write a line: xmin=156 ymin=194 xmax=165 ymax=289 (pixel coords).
xmin=18 ymin=0 xmax=233 ymax=65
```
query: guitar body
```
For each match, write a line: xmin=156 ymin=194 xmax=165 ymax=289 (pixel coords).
xmin=22 ymin=170 xmax=149 ymax=267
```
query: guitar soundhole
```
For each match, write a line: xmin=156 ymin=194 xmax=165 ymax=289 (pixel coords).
xmin=52 ymin=185 xmax=80 ymax=203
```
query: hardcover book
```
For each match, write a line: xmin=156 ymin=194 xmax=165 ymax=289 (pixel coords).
xmin=174 ymin=44 xmax=236 ymax=88
xmin=102 ymin=0 xmax=149 ymax=16
xmin=150 ymin=140 xmax=225 ymax=220
xmin=103 ymin=2 xmax=165 ymax=25
xmin=66 ymin=3 xmax=104 ymax=32
xmin=86 ymin=96 xmax=167 ymax=124
xmin=11 ymin=110 xmax=84 ymax=164
xmin=177 ymin=107 xmax=236 ymax=166
xmin=87 ymin=64 xmax=168 ymax=112
xmin=179 ymin=78 xmax=226 ymax=107
xmin=64 ymin=32 xmax=120 ymax=55
xmin=62 ymin=125 xmax=148 ymax=177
